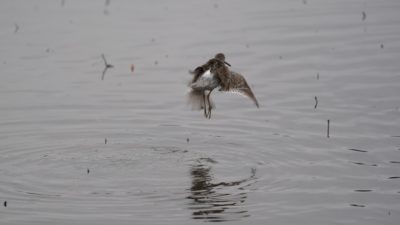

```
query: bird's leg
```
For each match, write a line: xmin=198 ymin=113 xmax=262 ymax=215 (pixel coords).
xmin=202 ymin=92 xmax=208 ymax=118
xmin=206 ymin=89 xmax=213 ymax=119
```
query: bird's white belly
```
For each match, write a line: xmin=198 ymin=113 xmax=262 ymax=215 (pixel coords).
xmin=191 ymin=70 xmax=219 ymax=91
xmin=202 ymin=69 xmax=213 ymax=78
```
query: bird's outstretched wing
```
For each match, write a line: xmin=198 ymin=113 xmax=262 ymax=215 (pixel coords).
xmin=224 ymin=71 xmax=259 ymax=108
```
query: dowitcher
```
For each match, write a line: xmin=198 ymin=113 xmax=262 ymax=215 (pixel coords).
xmin=188 ymin=53 xmax=259 ymax=118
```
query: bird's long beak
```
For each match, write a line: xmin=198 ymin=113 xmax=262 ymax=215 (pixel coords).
xmin=224 ymin=61 xmax=231 ymax=67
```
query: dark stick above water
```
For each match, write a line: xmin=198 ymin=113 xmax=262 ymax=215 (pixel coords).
xmin=101 ymin=54 xmax=114 ymax=80
xmin=314 ymin=96 xmax=318 ymax=109
xmin=14 ymin=23 xmax=19 ymax=33
xmin=350 ymin=203 xmax=365 ymax=208
xmin=327 ymin=120 xmax=330 ymax=138
xmin=348 ymin=148 xmax=368 ymax=153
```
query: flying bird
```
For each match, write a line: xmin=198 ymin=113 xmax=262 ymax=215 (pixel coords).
xmin=187 ymin=53 xmax=259 ymax=118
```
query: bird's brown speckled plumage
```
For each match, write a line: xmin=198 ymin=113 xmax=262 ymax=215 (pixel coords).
xmin=226 ymin=70 xmax=259 ymax=108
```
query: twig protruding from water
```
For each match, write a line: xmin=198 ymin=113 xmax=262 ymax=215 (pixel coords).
xmin=101 ymin=54 xmax=114 ymax=80
xmin=327 ymin=119 xmax=330 ymax=138
xmin=14 ymin=23 xmax=19 ymax=33
xmin=348 ymin=148 xmax=368 ymax=153
xmin=350 ymin=203 xmax=365 ymax=208
xmin=314 ymin=96 xmax=318 ymax=109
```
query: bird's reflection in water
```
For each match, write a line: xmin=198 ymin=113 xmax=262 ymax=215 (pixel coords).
xmin=187 ymin=158 xmax=256 ymax=222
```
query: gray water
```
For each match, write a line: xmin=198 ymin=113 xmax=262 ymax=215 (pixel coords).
xmin=1 ymin=0 xmax=400 ymax=224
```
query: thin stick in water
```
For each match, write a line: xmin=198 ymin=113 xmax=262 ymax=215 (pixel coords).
xmin=314 ymin=96 xmax=318 ymax=109
xmin=14 ymin=23 xmax=19 ymax=33
xmin=101 ymin=54 xmax=114 ymax=80
xmin=327 ymin=119 xmax=330 ymax=138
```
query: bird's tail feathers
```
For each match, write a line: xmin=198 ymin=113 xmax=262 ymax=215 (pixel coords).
xmin=187 ymin=89 xmax=204 ymax=110
xmin=186 ymin=89 xmax=215 ymax=110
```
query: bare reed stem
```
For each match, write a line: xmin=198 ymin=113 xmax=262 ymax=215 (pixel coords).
xmin=327 ymin=119 xmax=330 ymax=138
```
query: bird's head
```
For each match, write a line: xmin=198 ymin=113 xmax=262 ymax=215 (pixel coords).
xmin=214 ymin=53 xmax=231 ymax=67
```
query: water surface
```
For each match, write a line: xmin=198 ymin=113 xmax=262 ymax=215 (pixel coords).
xmin=1 ymin=0 xmax=400 ymax=224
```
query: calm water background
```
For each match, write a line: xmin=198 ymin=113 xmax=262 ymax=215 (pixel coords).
xmin=1 ymin=0 xmax=400 ymax=224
